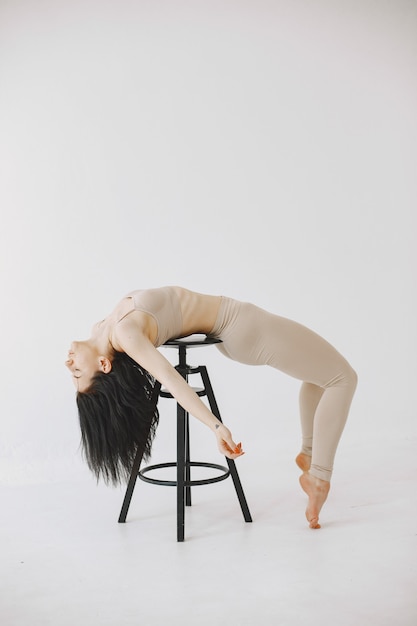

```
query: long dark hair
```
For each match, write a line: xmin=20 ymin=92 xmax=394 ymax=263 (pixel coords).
xmin=76 ymin=351 xmax=160 ymax=485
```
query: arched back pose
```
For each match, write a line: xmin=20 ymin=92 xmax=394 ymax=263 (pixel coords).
xmin=66 ymin=286 xmax=357 ymax=529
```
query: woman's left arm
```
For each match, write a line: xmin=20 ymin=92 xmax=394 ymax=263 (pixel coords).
xmin=115 ymin=323 xmax=244 ymax=459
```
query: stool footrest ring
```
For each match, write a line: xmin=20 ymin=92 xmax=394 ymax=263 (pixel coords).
xmin=138 ymin=461 xmax=230 ymax=487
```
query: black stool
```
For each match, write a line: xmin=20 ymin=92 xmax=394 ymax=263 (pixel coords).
xmin=118 ymin=335 xmax=252 ymax=541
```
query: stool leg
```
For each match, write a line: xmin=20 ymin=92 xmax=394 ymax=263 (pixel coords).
xmin=185 ymin=412 xmax=192 ymax=507
xmin=199 ymin=366 xmax=252 ymax=523
xmin=118 ymin=445 xmax=144 ymax=523
xmin=118 ymin=381 xmax=161 ymax=524
xmin=177 ymin=402 xmax=186 ymax=542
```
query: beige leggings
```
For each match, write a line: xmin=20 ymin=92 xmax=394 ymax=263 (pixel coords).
xmin=211 ymin=297 xmax=358 ymax=481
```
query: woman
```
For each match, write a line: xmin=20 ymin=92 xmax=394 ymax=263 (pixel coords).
xmin=66 ymin=285 xmax=357 ymax=529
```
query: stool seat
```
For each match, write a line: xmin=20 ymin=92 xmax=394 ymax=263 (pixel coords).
xmin=118 ymin=334 xmax=252 ymax=541
xmin=164 ymin=334 xmax=222 ymax=347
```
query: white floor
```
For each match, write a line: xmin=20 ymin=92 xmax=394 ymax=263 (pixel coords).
xmin=1 ymin=437 xmax=416 ymax=626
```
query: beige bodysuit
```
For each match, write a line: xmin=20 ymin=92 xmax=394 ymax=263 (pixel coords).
xmin=121 ymin=287 xmax=183 ymax=346
xmin=120 ymin=287 xmax=357 ymax=482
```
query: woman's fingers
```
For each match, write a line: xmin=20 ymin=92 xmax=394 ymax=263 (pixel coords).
xmin=215 ymin=424 xmax=244 ymax=458
xmin=220 ymin=439 xmax=244 ymax=458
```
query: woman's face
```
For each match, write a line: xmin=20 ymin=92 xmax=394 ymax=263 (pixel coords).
xmin=65 ymin=341 xmax=101 ymax=392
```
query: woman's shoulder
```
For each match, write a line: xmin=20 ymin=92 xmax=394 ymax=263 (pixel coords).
xmin=111 ymin=310 xmax=158 ymax=350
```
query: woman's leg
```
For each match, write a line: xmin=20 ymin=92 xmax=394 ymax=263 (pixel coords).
xmin=296 ymin=382 xmax=325 ymax=471
xmin=299 ymin=365 xmax=357 ymax=528
xmin=308 ymin=368 xmax=357 ymax=481
xmin=215 ymin=300 xmax=358 ymax=527
xmin=218 ymin=303 xmax=357 ymax=480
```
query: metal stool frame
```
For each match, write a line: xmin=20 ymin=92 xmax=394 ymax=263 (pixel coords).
xmin=118 ymin=335 xmax=252 ymax=541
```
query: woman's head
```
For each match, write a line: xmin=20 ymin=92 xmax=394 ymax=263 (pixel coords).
xmin=76 ymin=351 xmax=160 ymax=485
xmin=65 ymin=339 xmax=113 ymax=392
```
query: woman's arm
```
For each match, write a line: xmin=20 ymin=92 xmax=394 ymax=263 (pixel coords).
xmin=115 ymin=323 xmax=244 ymax=459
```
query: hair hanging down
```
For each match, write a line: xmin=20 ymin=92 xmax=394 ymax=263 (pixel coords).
xmin=76 ymin=351 xmax=160 ymax=485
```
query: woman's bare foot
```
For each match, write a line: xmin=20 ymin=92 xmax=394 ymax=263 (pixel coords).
xmin=295 ymin=452 xmax=311 ymax=473
xmin=299 ymin=473 xmax=330 ymax=529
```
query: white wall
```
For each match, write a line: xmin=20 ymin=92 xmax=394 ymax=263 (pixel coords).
xmin=1 ymin=0 xmax=416 ymax=484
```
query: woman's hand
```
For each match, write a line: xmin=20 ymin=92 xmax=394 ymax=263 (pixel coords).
xmin=214 ymin=423 xmax=245 ymax=459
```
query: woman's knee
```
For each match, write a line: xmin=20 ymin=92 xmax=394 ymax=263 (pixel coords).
xmin=345 ymin=364 xmax=358 ymax=393
xmin=323 ymin=362 xmax=358 ymax=392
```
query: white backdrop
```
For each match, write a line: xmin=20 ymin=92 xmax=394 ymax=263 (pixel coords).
xmin=1 ymin=0 xmax=416 ymax=485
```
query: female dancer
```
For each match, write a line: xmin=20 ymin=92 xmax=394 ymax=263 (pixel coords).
xmin=66 ymin=286 xmax=357 ymax=529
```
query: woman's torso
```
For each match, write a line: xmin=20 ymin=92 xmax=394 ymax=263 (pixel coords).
xmin=110 ymin=286 xmax=222 ymax=347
